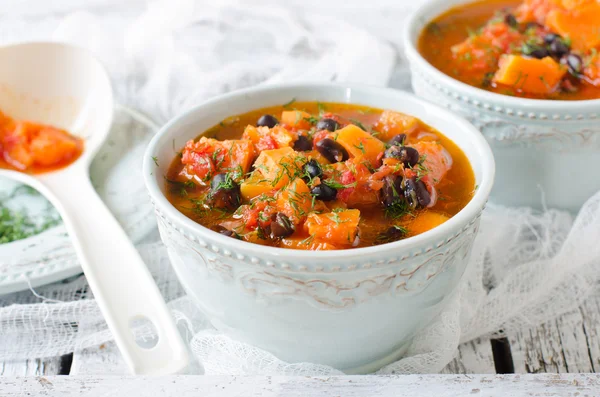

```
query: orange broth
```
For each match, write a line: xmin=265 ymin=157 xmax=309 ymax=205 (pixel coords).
xmin=165 ymin=102 xmax=475 ymax=250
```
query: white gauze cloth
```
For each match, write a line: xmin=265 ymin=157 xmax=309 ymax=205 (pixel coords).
xmin=1 ymin=0 xmax=599 ymax=375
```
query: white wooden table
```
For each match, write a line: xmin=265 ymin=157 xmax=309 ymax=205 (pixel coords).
xmin=0 ymin=299 xmax=586 ymax=375
xmin=1 ymin=374 xmax=599 ymax=396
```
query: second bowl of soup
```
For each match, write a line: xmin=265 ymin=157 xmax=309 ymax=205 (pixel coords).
xmin=144 ymin=83 xmax=494 ymax=373
xmin=404 ymin=0 xmax=600 ymax=212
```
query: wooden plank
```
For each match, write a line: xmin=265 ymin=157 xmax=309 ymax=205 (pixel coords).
xmin=580 ymin=295 xmax=600 ymax=372
xmin=508 ymin=305 xmax=595 ymax=373
xmin=0 ymin=357 xmax=63 ymax=376
xmin=1 ymin=374 xmax=599 ymax=396
xmin=441 ymin=338 xmax=496 ymax=374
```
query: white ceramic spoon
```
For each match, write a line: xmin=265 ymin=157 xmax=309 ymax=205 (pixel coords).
xmin=0 ymin=42 xmax=189 ymax=375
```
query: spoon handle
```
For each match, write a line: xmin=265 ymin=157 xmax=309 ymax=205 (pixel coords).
xmin=39 ymin=168 xmax=190 ymax=375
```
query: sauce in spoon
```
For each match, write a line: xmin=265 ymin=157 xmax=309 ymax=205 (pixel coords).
xmin=0 ymin=110 xmax=83 ymax=172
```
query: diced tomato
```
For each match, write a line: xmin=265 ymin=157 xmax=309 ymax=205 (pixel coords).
xmin=181 ymin=137 xmax=254 ymax=181
xmin=337 ymin=170 xmax=356 ymax=202
xmin=411 ymin=141 xmax=452 ymax=186
xmin=584 ymin=52 xmax=600 ymax=86
xmin=242 ymin=207 xmax=259 ymax=230
xmin=30 ymin=126 xmax=80 ymax=167
xmin=257 ymin=135 xmax=278 ymax=151
xmin=242 ymin=125 xmax=294 ymax=153
xmin=0 ymin=117 xmax=82 ymax=171
xmin=312 ymin=130 xmax=329 ymax=148
xmin=451 ymin=22 xmax=523 ymax=73
xmin=515 ymin=0 xmax=562 ymax=24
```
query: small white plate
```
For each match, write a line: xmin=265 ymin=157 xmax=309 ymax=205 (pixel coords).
xmin=0 ymin=105 xmax=158 ymax=295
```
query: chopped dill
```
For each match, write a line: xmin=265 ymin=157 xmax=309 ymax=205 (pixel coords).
xmin=349 ymin=119 xmax=368 ymax=131
xmin=0 ymin=187 xmax=61 ymax=244
xmin=304 ymin=115 xmax=319 ymax=125
xmin=322 ymin=179 xmax=357 ymax=189
xmin=283 ymin=98 xmax=296 ymax=109
xmin=317 ymin=102 xmax=327 ymax=115
xmin=353 ymin=142 xmax=366 ymax=154
xmin=384 ymin=199 xmax=411 ymax=220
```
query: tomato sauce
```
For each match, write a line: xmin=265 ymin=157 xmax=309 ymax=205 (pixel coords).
xmin=418 ymin=0 xmax=600 ymax=100
xmin=164 ymin=102 xmax=475 ymax=250
xmin=0 ymin=111 xmax=83 ymax=173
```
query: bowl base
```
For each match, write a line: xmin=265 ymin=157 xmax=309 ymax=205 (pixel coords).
xmin=341 ymin=340 xmax=411 ymax=374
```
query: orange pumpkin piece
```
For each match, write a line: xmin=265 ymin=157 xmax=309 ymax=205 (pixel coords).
xmin=334 ymin=124 xmax=386 ymax=167
xmin=281 ymin=110 xmax=312 ymax=130
xmin=240 ymin=172 xmax=276 ymax=200
xmin=242 ymin=125 xmax=295 ymax=153
xmin=546 ymin=3 xmax=600 ymax=51
xmin=493 ymin=55 xmax=566 ymax=94
xmin=276 ymin=178 xmax=313 ymax=224
xmin=305 ymin=209 xmax=360 ymax=247
xmin=373 ymin=110 xmax=419 ymax=141
xmin=407 ymin=212 xmax=449 ymax=236
xmin=252 ymin=147 xmax=303 ymax=189
xmin=280 ymin=236 xmax=337 ymax=250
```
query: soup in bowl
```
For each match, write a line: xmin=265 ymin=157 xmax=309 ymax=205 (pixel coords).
xmin=163 ymin=101 xmax=476 ymax=250
xmin=404 ymin=0 xmax=600 ymax=212
xmin=144 ymin=83 xmax=494 ymax=373
xmin=419 ymin=0 xmax=600 ymax=100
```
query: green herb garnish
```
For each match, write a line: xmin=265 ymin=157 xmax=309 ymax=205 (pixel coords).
xmin=283 ymin=98 xmax=296 ymax=109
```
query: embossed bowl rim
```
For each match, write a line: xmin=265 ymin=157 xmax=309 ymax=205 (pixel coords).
xmin=403 ymin=0 xmax=600 ymax=112
xmin=143 ymin=82 xmax=495 ymax=262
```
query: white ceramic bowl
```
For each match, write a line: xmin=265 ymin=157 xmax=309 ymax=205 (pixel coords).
xmin=404 ymin=0 xmax=600 ymax=212
xmin=143 ymin=83 xmax=494 ymax=373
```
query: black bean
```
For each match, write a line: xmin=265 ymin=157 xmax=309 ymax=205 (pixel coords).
xmin=316 ymin=118 xmax=339 ymax=132
xmin=522 ymin=43 xmax=548 ymax=59
xmin=257 ymin=114 xmax=278 ymax=128
xmin=212 ymin=225 xmax=239 ymax=239
xmin=380 ymin=175 xmax=404 ymax=207
xmin=565 ymin=53 xmax=583 ymax=76
xmin=293 ymin=135 xmax=313 ymax=151
xmin=210 ymin=173 xmax=241 ymax=210
xmin=377 ymin=226 xmax=406 ymax=243
xmin=404 ymin=177 xmax=430 ymax=208
xmin=311 ymin=184 xmax=337 ymax=201
xmin=549 ymin=40 xmax=569 ymax=59
xmin=383 ymin=145 xmax=420 ymax=167
xmin=504 ymin=14 xmax=518 ymax=28
xmin=403 ymin=178 xmax=419 ymax=209
xmin=389 ymin=134 xmax=407 ymax=146
xmin=543 ymin=33 xmax=560 ymax=44
xmin=269 ymin=213 xmax=294 ymax=239
xmin=316 ymin=138 xmax=349 ymax=163
xmin=414 ymin=179 xmax=431 ymax=207
xmin=303 ymin=159 xmax=323 ymax=180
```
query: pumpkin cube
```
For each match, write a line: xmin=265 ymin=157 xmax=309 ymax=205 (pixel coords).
xmin=305 ymin=209 xmax=360 ymax=247
xmin=493 ymin=55 xmax=566 ymax=94
xmin=334 ymin=124 xmax=386 ymax=167
xmin=373 ymin=110 xmax=420 ymax=141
